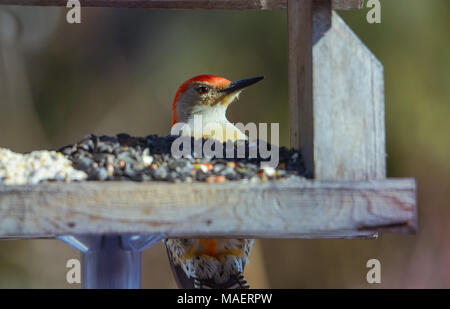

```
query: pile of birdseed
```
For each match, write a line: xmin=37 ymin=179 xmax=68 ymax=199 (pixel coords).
xmin=0 ymin=148 xmax=87 ymax=185
xmin=59 ymin=134 xmax=307 ymax=183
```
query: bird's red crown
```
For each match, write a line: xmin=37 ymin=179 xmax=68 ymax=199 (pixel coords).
xmin=172 ymin=75 xmax=231 ymax=125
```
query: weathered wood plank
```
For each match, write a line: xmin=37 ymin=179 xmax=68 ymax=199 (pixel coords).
xmin=312 ymin=11 xmax=386 ymax=180
xmin=288 ymin=0 xmax=314 ymax=177
xmin=331 ymin=0 xmax=363 ymax=10
xmin=288 ymin=5 xmax=385 ymax=181
xmin=0 ymin=0 xmax=364 ymax=10
xmin=0 ymin=178 xmax=416 ymax=238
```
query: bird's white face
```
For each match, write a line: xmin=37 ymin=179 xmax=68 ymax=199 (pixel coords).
xmin=172 ymin=75 xmax=264 ymax=133
xmin=174 ymin=82 xmax=241 ymax=125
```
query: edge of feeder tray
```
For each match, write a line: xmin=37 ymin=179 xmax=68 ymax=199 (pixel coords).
xmin=0 ymin=177 xmax=417 ymax=239
xmin=0 ymin=0 xmax=364 ymax=10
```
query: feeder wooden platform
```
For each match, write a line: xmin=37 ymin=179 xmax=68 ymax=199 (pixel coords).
xmin=0 ymin=178 xmax=416 ymax=239
xmin=0 ymin=1 xmax=418 ymax=239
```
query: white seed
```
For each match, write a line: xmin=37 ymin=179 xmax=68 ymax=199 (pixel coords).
xmin=262 ymin=166 xmax=276 ymax=176
xmin=0 ymin=148 xmax=87 ymax=185
xmin=142 ymin=148 xmax=154 ymax=166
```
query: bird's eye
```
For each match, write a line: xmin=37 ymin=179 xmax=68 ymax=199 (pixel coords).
xmin=196 ymin=86 xmax=209 ymax=94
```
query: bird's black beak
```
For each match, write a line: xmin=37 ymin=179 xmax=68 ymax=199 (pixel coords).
xmin=220 ymin=76 xmax=264 ymax=94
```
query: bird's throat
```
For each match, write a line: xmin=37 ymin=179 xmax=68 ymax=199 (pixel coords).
xmin=184 ymin=117 xmax=247 ymax=142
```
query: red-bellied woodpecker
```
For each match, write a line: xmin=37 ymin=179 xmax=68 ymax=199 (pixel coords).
xmin=165 ymin=74 xmax=264 ymax=289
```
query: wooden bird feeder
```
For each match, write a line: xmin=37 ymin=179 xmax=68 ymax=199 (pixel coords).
xmin=0 ymin=0 xmax=417 ymax=288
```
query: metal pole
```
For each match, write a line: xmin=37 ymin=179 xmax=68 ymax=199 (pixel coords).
xmin=59 ymin=234 xmax=165 ymax=289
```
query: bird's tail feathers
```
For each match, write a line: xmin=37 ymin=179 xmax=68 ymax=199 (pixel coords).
xmin=192 ymin=272 xmax=250 ymax=289
xmin=166 ymin=246 xmax=250 ymax=289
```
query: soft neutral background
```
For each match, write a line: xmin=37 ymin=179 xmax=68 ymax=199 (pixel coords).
xmin=0 ymin=0 xmax=449 ymax=288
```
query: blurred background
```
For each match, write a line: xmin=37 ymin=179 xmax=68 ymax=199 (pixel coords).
xmin=0 ymin=0 xmax=449 ymax=288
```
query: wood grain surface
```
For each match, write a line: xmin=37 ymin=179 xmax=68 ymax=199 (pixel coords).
xmin=0 ymin=178 xmax=416 ymax=239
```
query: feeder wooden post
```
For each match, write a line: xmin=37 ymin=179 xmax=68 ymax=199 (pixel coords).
xmin=288 ymin=0 xmax=386 ymax=181
xmin=288 ymin=0 xmax=314 ymax=177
